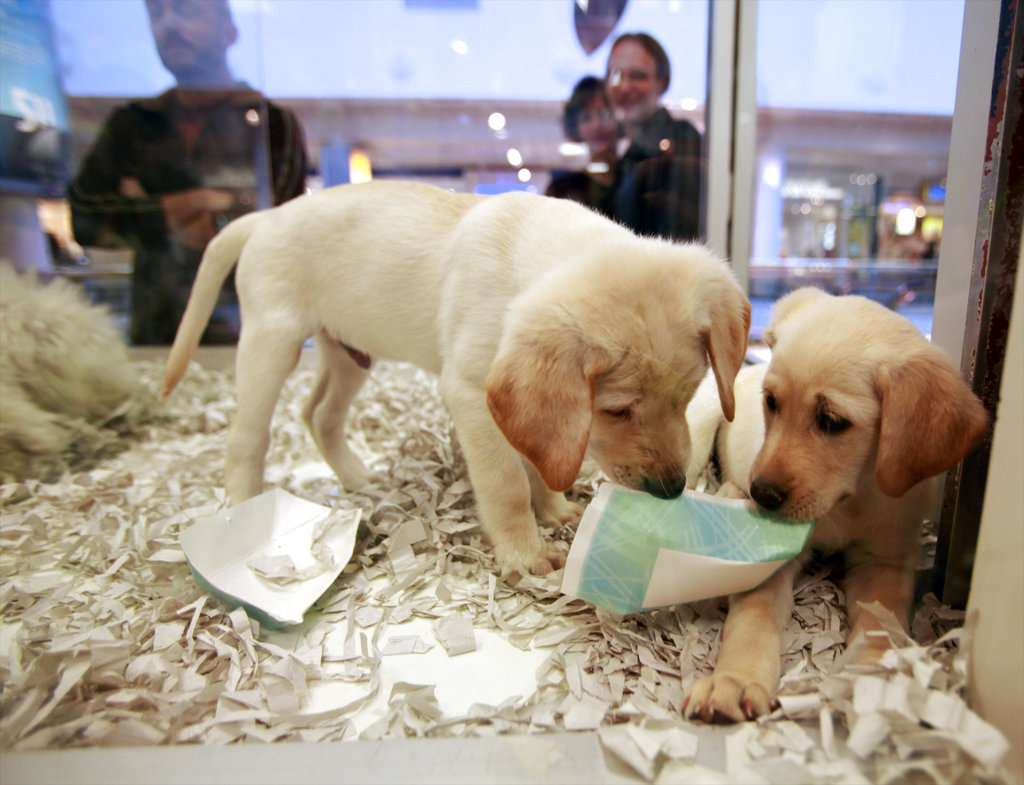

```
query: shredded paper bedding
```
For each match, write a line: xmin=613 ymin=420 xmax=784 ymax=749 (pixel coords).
xmin=0 ymin=358 xmax=1013 ymax=783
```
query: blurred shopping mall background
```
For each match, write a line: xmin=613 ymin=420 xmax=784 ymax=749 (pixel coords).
xmin=29 ymin=0 xmax=966 ymax=340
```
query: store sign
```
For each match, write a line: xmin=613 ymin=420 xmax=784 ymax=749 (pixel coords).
xmin=780 ymin=178 xmax=846 ymax=201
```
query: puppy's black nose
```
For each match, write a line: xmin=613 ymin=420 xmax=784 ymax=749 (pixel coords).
xmin=643 ymin=475 xmax=686 ymax=499
xmin=750 ymin=480 xmax=787 ymax=510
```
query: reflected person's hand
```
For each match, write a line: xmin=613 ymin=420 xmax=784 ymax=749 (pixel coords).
xmin=160 ymin=188 xmax=235 ymax=250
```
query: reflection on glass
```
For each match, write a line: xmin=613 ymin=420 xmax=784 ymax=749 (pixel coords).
xmin=49 ymin=0 xmax=714 ymax=334
xmin=60 ymin=0 xmax=307 ymax=345
xmin=749 ymin=0 xmax=965 ymax=340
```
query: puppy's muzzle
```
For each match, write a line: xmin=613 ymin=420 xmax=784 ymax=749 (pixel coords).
xmin=642 ymin=474 xmax=687 ymax=499
xmin=750 ymin=479 xmax=787 ymax=511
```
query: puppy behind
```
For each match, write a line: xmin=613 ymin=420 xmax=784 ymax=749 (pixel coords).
xmin=162 ymin=181 xmax=751 ymax=575
xmin=683 ymin=287 xmax=988 ymax=722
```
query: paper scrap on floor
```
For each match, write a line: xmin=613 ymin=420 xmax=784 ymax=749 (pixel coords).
xmin=180 ymin=488 xmax=361 ymax=627
xmin=561 ymin=483 xmax=814 ymax=614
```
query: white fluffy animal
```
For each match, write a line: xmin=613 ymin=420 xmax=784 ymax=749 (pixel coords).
xmin=0 ymin=264 xmax=137 ymax=482
xmin=162 ymin=181 xmax=751 ymax=574
xmin=682 ymin=287 xmax=989 ymax=722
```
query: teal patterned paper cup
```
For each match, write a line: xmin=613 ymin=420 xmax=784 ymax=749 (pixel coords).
xmin=561 ymin=483 xmax=814 ymax=615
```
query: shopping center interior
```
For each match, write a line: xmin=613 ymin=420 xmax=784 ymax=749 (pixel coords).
xmin=18 ymin=0 xmax=965 ymax=341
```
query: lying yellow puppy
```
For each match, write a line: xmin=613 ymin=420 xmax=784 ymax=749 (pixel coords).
xmin=683 ymin=287 xmax=988 ymax=722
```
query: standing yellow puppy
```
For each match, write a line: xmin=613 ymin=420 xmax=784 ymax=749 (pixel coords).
xmin=162 ymin=181 xmax=751 ymax=575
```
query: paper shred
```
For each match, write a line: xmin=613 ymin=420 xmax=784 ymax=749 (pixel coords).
xmin=247 ymin=553 xmax=316 ymax=583
xmin=432 ymin=614 xmax=476 ymax=656
xmin=0 ymin=357 xmax=1015 ymax=785
xmin=353 ymin=606 xmax=385 ymax=629
xmin=561 ymin=693 xmax=610 ymax=731
xmin=152 ymin=621 xmax=186 ymax=651
xmin=389 ymin=519 xmax=429 ymax=550
xmin=387 ymin=543 xmax=419 ymax=579
xmin=598 ymin=720 xmax=700 ymax=781
xmin=848 ymin=712 xmax=892 ymax=758
xmin=819 ymin=706 xmax=837 ymax=759
xmin=381 ymin=635 xmax=434 ymax=655
xmin=598 ymin=724 xmax=658 ymax=780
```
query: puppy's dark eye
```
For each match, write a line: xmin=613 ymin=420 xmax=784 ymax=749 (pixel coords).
xmin=764 ymin=392 xmax=778 ymax=414
xmin=602 ymin=407 xmax=633 ymax=420
xmin=817 ymin=411 xmax=851 ymax=434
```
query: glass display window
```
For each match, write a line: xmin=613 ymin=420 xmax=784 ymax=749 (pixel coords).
xmin=745 ymin=0 xmax=964 ymax=340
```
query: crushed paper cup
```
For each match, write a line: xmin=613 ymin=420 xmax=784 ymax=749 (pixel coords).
xmin=180 ymin=488 xmax=361 ymax=628
xmin=561 ymin=483 xmax=813 ymax=615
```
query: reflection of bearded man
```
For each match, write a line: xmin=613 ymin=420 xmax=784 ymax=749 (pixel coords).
xmin=68 ymin=0 xmax=308 ymax=345
xmin=145 ymin=0 xmax=239 ymax=88
xmin=134 ymin=0 xmax=252 ymax=253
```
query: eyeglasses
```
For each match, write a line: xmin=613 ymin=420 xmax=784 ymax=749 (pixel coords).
xmin=607 ymin=68 xmax=656 ymax=87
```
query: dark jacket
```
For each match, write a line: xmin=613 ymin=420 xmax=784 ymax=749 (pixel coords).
xmin=611 ymin=107 xmax=703 ymax=242
xmin=545 ymin=170 xmax=615 ymax=218
xmin=68 ymin=87 xmax=307 ymax=344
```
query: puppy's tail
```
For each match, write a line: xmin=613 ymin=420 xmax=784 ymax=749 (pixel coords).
xmin=161 ymin=211 xmax=263 ymax=398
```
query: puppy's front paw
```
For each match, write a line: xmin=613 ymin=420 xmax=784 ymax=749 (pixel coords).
xmin=495 ymin=538 xmax=566 ymax=576
xmin=534 ymin=494 xmax=583 ymax=526
xmin=319 ymin=446 xmax=372 ymax=487
xmin=683 ymin=671 xmax=775 ymax=723
xmin=331 ymin=449 xmax=372 ymax=490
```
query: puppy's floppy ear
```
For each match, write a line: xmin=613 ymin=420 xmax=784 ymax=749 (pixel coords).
xmin=701 ymin=287 xmax=751 ymax=422
xmin=486 ymin=335 xmax=611 ymax=492
xmin=875 ymin=350 xmax=989 ymax=497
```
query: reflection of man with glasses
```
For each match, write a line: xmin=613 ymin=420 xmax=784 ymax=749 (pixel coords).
xmin=605 ymin=32 xmax=703 ymax=242
xmin=69 ymin=0 xmax=307 ymax=345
